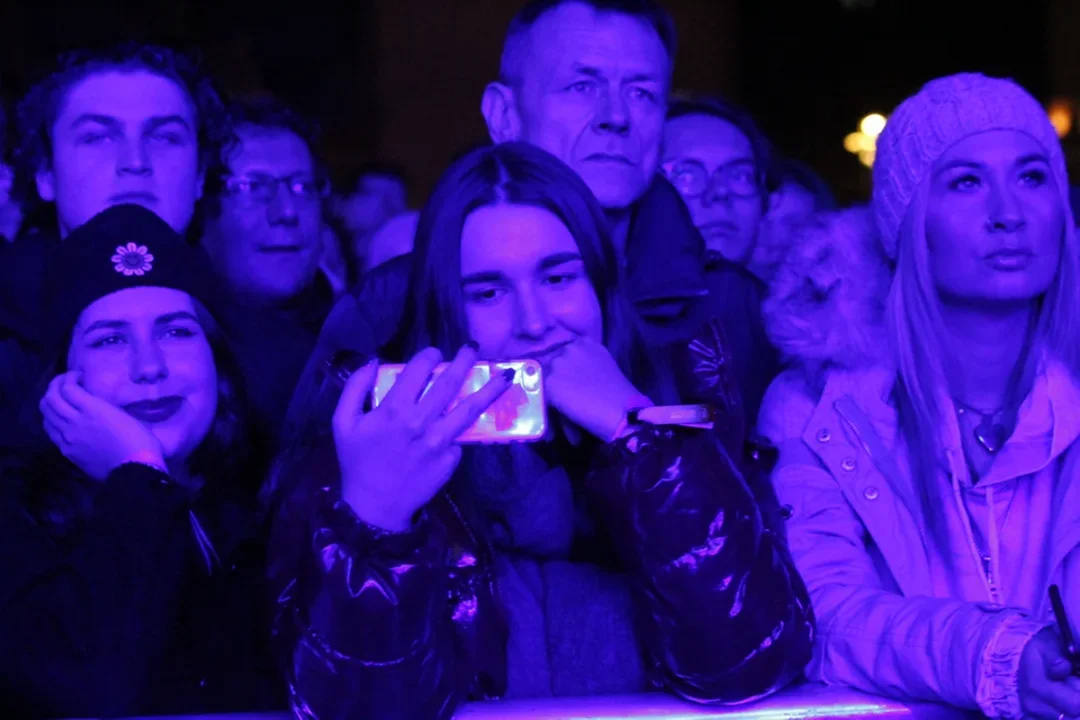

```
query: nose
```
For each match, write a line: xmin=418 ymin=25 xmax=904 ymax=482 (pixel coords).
xmin=513 ymin=285 xmax=556 ymax=341
xmin=701 ymin=174 xmax=732 ymax=207
xmin=129 ymin=338 xmax=169 ymax=384
xmin=594 ymin=89 xmax=630 ymax=136
xmin=986 ymin=182 xmax=1025 ymax=233
xmin=268 ymin=183 xmax=299 ymax=226
xmin=117 ymin=138 xmax=152 ymax=177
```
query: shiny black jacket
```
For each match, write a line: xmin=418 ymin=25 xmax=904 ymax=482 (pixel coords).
xmin=269 ymin=323 xmax=813 ymax=720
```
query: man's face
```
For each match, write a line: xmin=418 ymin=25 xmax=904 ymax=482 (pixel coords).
xmin=41 ymin=69 xmax=203 ymax=238
xmin=495 ymin=2 xmax=669 ymax=212
xmin=203 ymin=125 xmax=322 ymax=302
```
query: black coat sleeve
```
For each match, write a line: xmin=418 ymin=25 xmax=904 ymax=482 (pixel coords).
xmin=586 ymin=424 xmax=814 ymax=704
xmin=267 ymin=442 xmax=476 ymax=720
xmin=0 ymin=462 xmax=195 ymax=717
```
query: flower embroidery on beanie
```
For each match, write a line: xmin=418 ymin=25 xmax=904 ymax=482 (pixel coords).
xmin=111 ymin=243 xmax=154 ymax=276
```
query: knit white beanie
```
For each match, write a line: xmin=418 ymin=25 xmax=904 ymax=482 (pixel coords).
xmin=873 ymin=73 xmax=1070 ymax=260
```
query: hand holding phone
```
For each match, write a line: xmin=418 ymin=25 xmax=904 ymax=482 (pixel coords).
xmin=1018 ymin=626 xmax=1080 ymax=718
xmin=331 ymin=345 xmax=515 ymax=532
xmin=373 ymin=359 xmax=545 ymax=444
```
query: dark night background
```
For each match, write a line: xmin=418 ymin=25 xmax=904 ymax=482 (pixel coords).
xmin=1 ymin=0 xmax=1077 ymax=206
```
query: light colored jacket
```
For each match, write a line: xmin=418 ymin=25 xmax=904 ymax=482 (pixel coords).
xmin=757 ymin=207 xmax=1080 ymax=718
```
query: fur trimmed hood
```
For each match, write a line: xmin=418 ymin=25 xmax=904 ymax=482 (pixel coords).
xmin=762 ymin=206 xmax=893 ymax=382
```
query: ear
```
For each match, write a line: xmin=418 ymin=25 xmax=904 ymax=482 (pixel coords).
xmin=481 ymin=82 xmax=522 ymax=144
xmin=36 ymin=167 xmax=56 ymax=202
xmin=767 ymin=189 xmax=784 ymax=214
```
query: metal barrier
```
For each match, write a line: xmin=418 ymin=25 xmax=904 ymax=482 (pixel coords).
xmin=119 ymin=683 xmax=970 ymax=720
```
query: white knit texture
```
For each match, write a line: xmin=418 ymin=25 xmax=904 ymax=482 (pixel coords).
xmin=872 ymin=73 xmax=1070 ymax=259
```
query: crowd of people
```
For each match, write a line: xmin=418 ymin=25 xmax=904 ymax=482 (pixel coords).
xmin=1 ymin=1 xmax=1079 ymax=719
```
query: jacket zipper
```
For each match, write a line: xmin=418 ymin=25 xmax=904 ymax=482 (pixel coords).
xmin=443 ymin=493 xmax=500 ymax=604
xmin=836 ymin=401 xmax=999 ymax=598
xmin=443 ymin=492 xmax=505 ymax=700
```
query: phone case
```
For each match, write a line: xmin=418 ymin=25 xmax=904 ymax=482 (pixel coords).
xmin=372 ymin=360 xmax=547 ymax=444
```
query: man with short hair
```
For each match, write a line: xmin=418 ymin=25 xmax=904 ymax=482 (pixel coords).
xmin=201 ymin=99 xmax=335 ymax=442
xmin=0 ymin=43 xmax=229 ymax=444
xmin=13 ymin=43 xmax=227 ymax=240
xmin=482 ymin=0 xmax=780 ymax=418
xmin=481 ymin=0 xmax=672 ymax=231
xmin=296 ymin=0 xmax=778 ymax=431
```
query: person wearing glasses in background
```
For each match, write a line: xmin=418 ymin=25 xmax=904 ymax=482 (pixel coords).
xmin=661 ymin=95 xmax=782 ymax=413
xmin=662 ymin=95 xmax=777 ymax=269
xmin=201 ymin=99 xmax=334 ymax=445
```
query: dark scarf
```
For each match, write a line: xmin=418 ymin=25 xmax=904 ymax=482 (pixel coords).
xmin=457 ymin=430 xmax=646 ymax=698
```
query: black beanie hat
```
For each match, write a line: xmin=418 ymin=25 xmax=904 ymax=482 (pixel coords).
xmin=44 ymin=204 xmax=218 ymax=359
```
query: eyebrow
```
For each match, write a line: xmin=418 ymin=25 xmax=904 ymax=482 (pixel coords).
xmin=666 ymin=156 xmax=755 ymax=172
xmin=82 ymin=311 xmax=200 ymax=335
xmin=538 ymin=251 xmax=584 ymax=270
xmin=461 ymin=252 xmax=584 ymax=286
xmin=935 ymin=153 xmax=1051 ymax=178
xmin=570 ymin=63 xmax=660 ymax=85
xmin=571 ymin=64 xmax=607 ymax=81
xmin=70 ymin=113 xmax=192 ymax=133
xmin=623 ymin=71 xmax=662 ymax=84
xmin=70 ymin=113 xmax=121 ymax=130
xmin=1016 ymin=153 xmax=1051 ymax=167
xmin=143 ymin=115 xmax=193 ymax=134
xmin=692 ymin=156 xmax=755 ymax=167
xmin=156 ymin=311 xmax=200 ymax=325
xmin=235 ymin=170 xmax=315 ymax=180
xmin=82 ymin=319 xmax=127 ymax=334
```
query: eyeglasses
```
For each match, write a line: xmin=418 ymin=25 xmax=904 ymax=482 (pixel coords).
xmin=222 ymin=173 xmax=328 ymax=205
xmin=662 ymin=159 xmax=761 ymax=200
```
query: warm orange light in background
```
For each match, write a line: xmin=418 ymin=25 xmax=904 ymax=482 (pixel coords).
xmin=1048 ymin=98 xmax=1074 ymax=139
xmin=844 ymin=133 xmax=865 ymax=154
xmin=845 ymin=113 xmax=888 ymax=168
xmin=859 ymin=113 xmax=887 ymax=139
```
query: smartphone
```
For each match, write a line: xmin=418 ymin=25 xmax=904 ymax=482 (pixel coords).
xmin=372 ymin=359 xmax=546 ymax=444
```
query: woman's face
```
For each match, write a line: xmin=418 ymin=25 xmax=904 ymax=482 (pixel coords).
xmin=459 ymin=203 xmax=604 ymax=367
xmin=67 ymin=286 xmax=218 ymax=464
xmin=926 ymin=129 xmax=1064 ymax=307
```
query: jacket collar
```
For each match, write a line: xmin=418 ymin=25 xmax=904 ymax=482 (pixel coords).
xmin=623 ymin=175 xmax=709 ymax=313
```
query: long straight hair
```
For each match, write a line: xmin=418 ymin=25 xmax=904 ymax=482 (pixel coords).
xmin=888 ymin=174 xmax=1080 ymax=554
xmin=405 ymin=142 xmax=670 ymax=400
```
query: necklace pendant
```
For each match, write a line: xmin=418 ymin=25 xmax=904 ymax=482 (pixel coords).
xmin=974 ymin=418 xmax=1008 ymax=455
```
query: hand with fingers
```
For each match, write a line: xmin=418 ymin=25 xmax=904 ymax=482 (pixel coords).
xmin=332 ymin=345 xmax=515 ymax=532
xmin=544 ymin=337 xmax=653 ymax=442
xmin=39 ymin=371 xmax=167 ymax=481
xmin=1020 ymin=627 xmax=1080 ymax=720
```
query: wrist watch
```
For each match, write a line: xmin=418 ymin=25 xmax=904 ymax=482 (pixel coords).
xmin=626 ymin=404 xmax=715 ymax=427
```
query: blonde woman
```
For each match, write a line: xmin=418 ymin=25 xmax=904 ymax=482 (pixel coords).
xmin=760 ymin=73 xmax=1080 ymax=719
